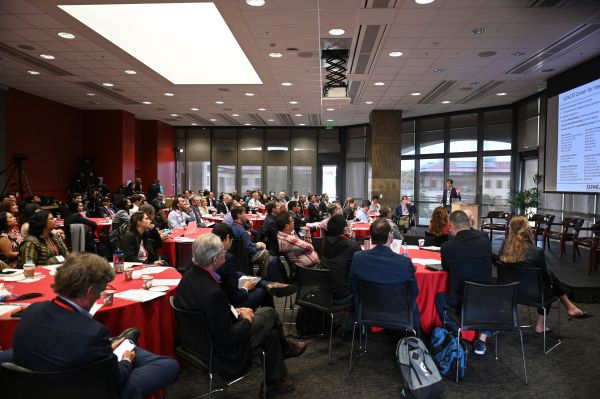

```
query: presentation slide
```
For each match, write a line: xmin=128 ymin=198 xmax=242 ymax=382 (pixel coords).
xmin=556 ymin=77 xmax=600 ymax=192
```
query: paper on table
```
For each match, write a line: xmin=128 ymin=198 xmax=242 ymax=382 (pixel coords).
xmin=421 ymin=246 xmax=441 ymax=252
xmin=152 ymin=279 xmax=181 ymax=286
xmin=0 ymin=304 xmax=22 ymax=317
xmin=114 ymin=289 xmax=166 ymax=302
xmin=173 ymin=236 xmax=195 ymax=243
xmin=90 ymin=302 xmax=103 ymax=316
xmin=41 ymin=264 xmax=62 ymax=272
xmin=113 ymin=338 xmax=136 ymax=361
xmin=411 ymin=258 xmax=442 ymax=266
xmin=19 ymin=274 xmax=46 ymax=283
xmin=140 ymin=266 xmax=170 ymax=274
xmin=238 ymin=276 xmax=261 ymax=289
xmin=109 ymin=262 xmax=143 ymax=269
xmin=406 ymin=245 xmax=419 ymax=250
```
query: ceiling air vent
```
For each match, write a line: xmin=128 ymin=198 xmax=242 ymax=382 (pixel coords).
xmin=309 ymin=113 xmax=322 ymax=126
xmin=418 ymin=81 xmax=459 ymax=104
xmin=215 ymin=113 xmax=240 ymax=125
xmin=457 ymin=81 xmax=505 ymax=104
xmin=349 ymin=25 xmax=386 ymax=75
xmin=0 ymin=42 xmax=73 ymax=76
xmin=185 ymin=113 xmax=214 ymax=126
xmin=276 ymin=113 xmax=295 ymax=126
xmin=76 ymin=82 xmax=138 ymax=105
xmin=247 ymin=113 xmax=267 ymax=126
xmin=365 ymin=0 xmax=398 ymax=8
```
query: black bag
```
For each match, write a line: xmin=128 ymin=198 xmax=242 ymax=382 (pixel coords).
xmin=397 ymin=336 xmax=444 ymax=399
xmin=295 ymin=306 xmax=327 ymax=336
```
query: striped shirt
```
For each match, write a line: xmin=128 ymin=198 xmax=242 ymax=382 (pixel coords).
xmin=277 ymin=231 xmax=319 ymax=268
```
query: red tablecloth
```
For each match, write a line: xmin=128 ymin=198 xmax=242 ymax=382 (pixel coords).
xmin=157 ymin=227 xmax=213 ymax=266
xmin=352 ymin=222 xmax=371 ymax=238
xmin=0 ymin=266 xmax=181 ymax=355
xmin=55 ymin=217 xmax=111 ymax=238
xmin=203 ymin=214 xmax=265 ymax=230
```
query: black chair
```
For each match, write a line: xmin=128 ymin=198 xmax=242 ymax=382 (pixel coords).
xmin=495 ymin=261 xmax=561 ymax=354
xmin=294 ymin=266 xmax=352 ymax=361
xmin=278 ymin=255 xmax=297 ymax=335
xmin=542 ymin=217 xmax=584 ymax=256
xmin=424 ymin=231 xmax=448 ymax=246
xmin=480 ymin=211 xmax=511 ymax=241
xmin=311 ymin=236 xmax=324 ymax=258
xmin=1 ymin=356 xmax=119 ymax=399
xmin=403 ymin=235 xmax=435 ymax=246
xmin=175 ymin=242 xmax=193 ymax=272
xmin=169 ymin=297 xmax=266 ymax=399
xmin=443 ymin=281 xmax=527 ymax=383
xmin=529 ymin=213 xmax=555 ymax=248
xmin=572 ymin=222 xmax=600 ymax=276
xmin=228 ymin=237 xmax=251 ymax=275
xmin=349 ymin=280 xmax=417 ymax=373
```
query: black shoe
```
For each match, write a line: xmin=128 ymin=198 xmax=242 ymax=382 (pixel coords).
xmin=266 ymin=283 xmax=297 ymax=298
xmin=283 ymin=340 xmax=307 ymax=359
xmin=110 ymin=327 xmax=140 ymax=345
xmin=259 ymin=378 xmax=295 ymax=397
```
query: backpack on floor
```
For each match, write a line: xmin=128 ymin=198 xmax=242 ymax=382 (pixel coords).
xmin=396 ymin=336 xmax=444 ymax=399
xmin=295 ymin=306 xmax=327 ymax=336
xmin=430 ymin=327 xmax=467 ymax=380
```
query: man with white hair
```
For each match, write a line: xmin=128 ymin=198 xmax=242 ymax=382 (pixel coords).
xmin=175 ymin=234 xmax=306 ymax=396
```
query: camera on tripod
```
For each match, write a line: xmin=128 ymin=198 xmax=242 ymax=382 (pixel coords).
xmin=12 ymin=154 xmax=29 ymax=163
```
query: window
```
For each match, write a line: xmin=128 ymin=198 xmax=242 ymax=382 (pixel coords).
xmin=217 ymin=165 xmax=235 ymax=195
xmin=267 ymin=165 xmax=288 ymax=194
xmin=449 ymin=157 xmax=477 ymax=204
xmin=321 ymin=165 xmax=338 ymax=201
xmin=485 ymin=179 xmax=491 ymax=189
xmin=188 ymin=161 xmax=211 ymax=193
xmin=483 ymin=109 xmax=512 ymax=151
xmin=418 ymin=158 xmax=444 ymax=225
xmin=401 ymin=159 xmax=415 ymax=199
xmin=292 ymin=166 xmax=312 ymax=195
xmin=450 ymin=113 xmax=477 ymax=153
xmin=240 ymin=166 xmax=261 ymax=192
xmin=481 ymin=155 xmax=511 ymax=215
xmin=496 ymin=180 xmax=503 ymax=189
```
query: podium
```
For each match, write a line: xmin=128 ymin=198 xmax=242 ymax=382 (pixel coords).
xmin=451 ymin=203 xmax=479 ymax=229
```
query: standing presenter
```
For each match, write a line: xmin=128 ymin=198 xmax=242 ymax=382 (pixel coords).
xmin=441 ymin=179 xmax=461 ymax=211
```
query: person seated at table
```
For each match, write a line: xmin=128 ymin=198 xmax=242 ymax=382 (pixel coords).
xmin=288 ymin=200 xmax=308 ymax=236
xmin=276 ymin=211 xmax=319 ymax=269
xmin=393 ymin=195 xmax=417 ymax=233
xmin=307 ymin=194 xmax=320 ymax=222
xmin=500 ymin=216 xmax=589 ymax=332
xmin=318 ymin=193 xmax=330 ymax=216
xmin=197 ymin=196 xmax=210 ymax=215
xmin=19 ymin=203 xmax=41 ymax=238
xmin=350 ymin=218 xmax=419 ymax=331
xmin=213 ymin=223 xmax=296 ymax=309
xmin=231 ymin=206 xmax=270 ymax=276
xmin=149 ymin=192 xmax=167 ymax=213
xmin=9 ymin=252 xmax=179 ymax=398
xmin=175 ymin=234 xmax=305 ymax=397
xmin=261 ymin=201 xmax=280 ymax=254
xmin=426 ymin=206 xmax=450 ymax=246
xmin=247 ymin=191 xmax=263 ymax=211
xmin=0 ymin=198 xmax=20 ymax=225
xmin=0 ymin=211 xmax=19 ymax=267
xmin=95 ymin=197 xmax=117 ymax=218
xmin=216 ymin=193 xmax=231 ymax=214
xmin=380 ymin=207 xmax=403 ymax=240
xmin=369 ymin=195 xmax=381 ymax=213
xmin=138 ymin=204 xmax=169 ymax=250
xmin=343 ymin=198 xmax=356 ymax=221
xmin=64 ymin=200 xmax=97 ymax=253
xmin=168 ymin=195 xmax=196 ymax=229
xmin=355 ymin=200 xmax=370 ymax=222
xmin=18 ymin=210 xmax=68 ymax=268
xmin=435 ymin=210 xmax=493 ymax=355
xmin=322 ymin=214 xmax=361 ymax=305
xmin=129 ymin=194 xmax=143 ymax=215
xmin=112 ymin=198 xmax=132 ymax=231
xmin=189 ymin=195 xmax=208 ymax=227
xmin=319 ymin=203 xmax=343 ymax=236
xmin=121 ymin=211 xmax=166 ymax=265
xmin=222 ymin=199 xmax=239 ymax=225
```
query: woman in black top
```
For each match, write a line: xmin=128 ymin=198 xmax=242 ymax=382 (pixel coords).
xmin=121 ymin=211 xmax=165 ymax=265
xmin=500 ymin=216 xmax=588 ymax=333
xmin=64 ymin=200 xmax=97 ymax=252
xmin=321 ymin=214 xmax=361 ymax=304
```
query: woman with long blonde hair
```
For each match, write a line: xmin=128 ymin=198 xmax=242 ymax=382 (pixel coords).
xmin=500 ymin=216 xmax=589 ymax=333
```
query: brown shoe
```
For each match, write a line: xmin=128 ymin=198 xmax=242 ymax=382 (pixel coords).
xmin=259 ymin=378 xmax=295 ymax=397
xmin=283 ymin=340 xmax=307 ymax=359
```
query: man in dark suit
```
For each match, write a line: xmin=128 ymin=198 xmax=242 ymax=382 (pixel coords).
xmin=393 ymin=195 xmax=417 ymax=232
xmin=147 ymin=179 xmax=161 ymax=201
xmin=350 ymin=218 xmax=420 ymax=331
xmin=436 ymin=210 xmax=493 ymax=356
xmin=261 ymin=201 xmax=280 ymax=254
xmin=307 ymin=194 xmax=320 ymax=222
xmin=174 ymin=234 xmax=306 ymax=396
xmin=95 ymin=196 xmax=117 ymax=218
xmin=441 ymin=179 xmax=461 ymax=211
xmin=10 ymin=253 xmax=179 ymax=399
xmin=216 ymin=193 xmax=231 ymax=215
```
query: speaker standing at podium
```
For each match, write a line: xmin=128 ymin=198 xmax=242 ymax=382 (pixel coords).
xmin=441 ymin=179 xmax=461 ymax=211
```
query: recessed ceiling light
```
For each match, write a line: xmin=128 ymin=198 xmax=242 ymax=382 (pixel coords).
xmin=326 ymin=119 xmax=334 ymax=122
xmin=374 ymin=82 xmax=385 ymax=86
xmin=244 ymin=123 xmax=251 ymax=126
xmin=27 ymin=70 xmax=40 ymax=75
xmin=365 ymin=101 xmax=374 ymax=104
xmin=294 ymin=114 xmax=302 ymax=117
xmin=281 ymin=82 xmax=292 ymax=86
xmin=190 ymin=107 xmax=199 ymax=111
xmin=289 ymin=100 xmax=298 ymax=104
xmin=441 ymin=100 xmax=451 ymax=104
xmin=298 ymin=123 xmax=306 ymax=126
xmin=209 ymin=118 xmax=217 ymax=122
xmin=328 ymin=28 xmax=345 ymax=36
xmin=471 ymin=26 xmax=489 ymax=35
xmin=215 ymin=100 xmax=224 ymax=104
xmin=415 ymin=0 xmax=435 ymax=4
xmin=433 ymin=68 xmax=446 ymax=73
xmin=191 ymin=123 xmax=197 ymax=126
xmin=142 ymin=101 xmax=152 ymax=104
xmin=232 ymin=113 xmax=240 ymax=117
xmin=102 ymin=82 xmax=114 ymax=87
xmin=267 ymin=118 xmax=275 ymax=122
xmin=258 ymin=107 xmax=266 ymax=111
xmin=164 ymin=92 xmax=174 ymax=96
xmin=57 ymin=32 xmax=76 ymax=39
xmin=388 ymin=51 xmax=403 ymax=57
xmin=170 ymin=113 xmax=179 ymax=117
xmin=269 ymin=52 xmax=283 ymax=58
xmin=326 ymin=108 xmax=335 ymax=111
xmin=511 ymin=50 xmax=527 ymax=57
xmin=410 ymin=92 xmax=421 ymax=96
xmin=245 ymin=0 xmax=266 ymax=6
xmin=40 ymin=54 xmax=55 ymax=60
xmin=59 ymin=3 xmax=262 ymax=85
xmin=244 ymin=92 xmax=255 ymax=96
xmin=496 ymin=92 xmax=507 ymax=96
xmin=124 ymin=69 xmax=137 ymax=74
xmin=86 ymin=92 xmax=95 ymax=96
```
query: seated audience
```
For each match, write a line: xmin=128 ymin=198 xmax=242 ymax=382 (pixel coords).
xmin=19 ymin=202 xmax=41 ymax=238
xmin=276 ymin=211 xmax=319 ymax=268
xmin=129 ymin=194 xmax=143 ymax=215
xmin=167 ymin=195 xmax=196 ymax=229
xmin=230 ymin=206 xmax=270 ymax=276
xmin=393 ymin=195 xmax=417 ymax=232
xmin=64 ymin=200 xmax=97 ymax=251
xmin=216 ymin=194 xmax=231 ymax=214
xmin=189 ymin=195 xmax=207 ymax=227
xmin=288 ymin=200 xmax=307 ymax=235
xmin=369 ymin=195 xmax=381 ymax=213
xmin=355 ymin=200 xmax=371 ymax=222
xmin=95 ymin=197 xmax=116 ymax=218
xmin=0 ymin=211 xmax=19 ymax=267
xmin=322 ymin=215 xmax=361 ymax=304
xmin=150 ymin=192 xmax=167 ymax=213
xmin=121 ymin=211 xmax=166 ymax=265
xmin=174 ymin=234 xmax=306 ymax=396
xmin=342 ymin=198 xmax=356 ymax=221
xmin=350 ymin=218 xmax=419 ymax=331
xmin=112 ymin=198 xmax=132 ymax=231
xmin=197 ymin=196 xmax=210 ymax=215
xmin=261 ymin=201 xmax=280 ymax=253
xmin=319 ymin=203 xmax=343 ymax=236
xmin=0 ymin=198 xmax=20 ymax=225
xmin=380 ymin=207 xmax=403 ymax=240
xmin=247 ymin=191 xmax=263 ymax=211
xmin=500 ymin=216 xmax=589 ymax=333
xmin=18 ymin=210 xmax=68 ymax=268
xmin=147 ymin=179 xmax=161 ymax=201
xmin=318 ymin=193 xmax=329 ymax=216
xmin=138 ymin=203 xmax=168 ymax=250
xmin=307 ymin=195 xmax=320 ymax=222
xmin=427 ymin=206 xmax=450 ymax=246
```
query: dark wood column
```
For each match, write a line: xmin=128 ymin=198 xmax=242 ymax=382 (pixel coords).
xmin=369 ymin=110 xmax=402 ymax=208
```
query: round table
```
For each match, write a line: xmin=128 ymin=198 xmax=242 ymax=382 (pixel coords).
xmin=351 ymin=222 xmax=371 ymax=238
xmin=55 ymin=217 xmax=112 ymax=238
xmin=158 ymin=227 xmax=213 ymax=267
xmin=0 ymin=266 xmax=181 ymax=355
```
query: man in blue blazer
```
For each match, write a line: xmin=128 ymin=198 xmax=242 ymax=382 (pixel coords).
xmin=350 ymin=218 xmax=420 ymax=331
xmin=441 ymin=179 xmax=461 ymax=211
xmin=10 ymin=253 xmax=179 ymax=399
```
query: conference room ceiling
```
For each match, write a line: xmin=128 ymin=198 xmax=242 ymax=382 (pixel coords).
xmin=1 ymin=0 xmax=600 ymax=127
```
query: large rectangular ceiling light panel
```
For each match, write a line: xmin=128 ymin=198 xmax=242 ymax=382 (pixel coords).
xmin=58 ymin=2 xmax=262 ymax=85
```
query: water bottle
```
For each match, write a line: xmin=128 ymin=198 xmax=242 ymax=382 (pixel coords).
xmin=113 ymin=248 xmax=125 ymax=273
xmin=401 ymin=241 xmax=409 ymax=257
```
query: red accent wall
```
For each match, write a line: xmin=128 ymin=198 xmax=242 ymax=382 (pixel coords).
xmin=5 ymin=89 xmax=83 ymax=201
xmin=138 ymin=120 xmax=175 ymax=197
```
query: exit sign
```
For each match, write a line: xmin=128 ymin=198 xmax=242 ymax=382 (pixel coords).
xmin=325 ymin=124 xmax=334 ymax=130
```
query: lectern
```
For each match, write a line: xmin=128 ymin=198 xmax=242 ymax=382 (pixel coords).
xmin=451 ymin=203 xmax=480 ymax=229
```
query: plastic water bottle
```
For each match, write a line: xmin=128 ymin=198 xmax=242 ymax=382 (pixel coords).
xmin=401 ymin=241 xmax=409 ymax=257
xmin=113 ymin=248 xmax=125 ymax=273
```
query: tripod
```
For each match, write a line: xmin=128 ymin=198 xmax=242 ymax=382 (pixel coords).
xmin=0 ymin=154 xmax=33 ymax=199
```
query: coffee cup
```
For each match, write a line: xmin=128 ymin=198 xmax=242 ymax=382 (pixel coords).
xmin=142 ymin=275 xmax=154 ymax=290
xmin=124 ymin=268 xmax=133 ymax=281
xmin=418 ymin=239 xmax=425 ymax=248
xmin=102 ymin=290 xmax=115 ymax=306
xmin=23 ymin=264 xmax=35 ymax=278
